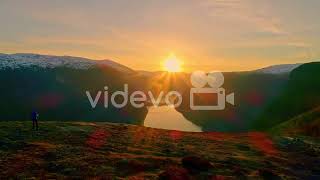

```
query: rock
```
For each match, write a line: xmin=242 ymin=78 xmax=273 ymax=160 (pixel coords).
xmin=182 ymin=156 xmax=213 ymax=172
xmin=159 ymin=166 xmax=190 ymax=180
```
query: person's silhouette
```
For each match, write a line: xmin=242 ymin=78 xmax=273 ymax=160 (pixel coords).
xmin=31 ymin=110 xmax=39 ymax=130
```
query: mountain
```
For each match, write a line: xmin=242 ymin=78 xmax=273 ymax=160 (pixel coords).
xmin=1 ymin=53 xmax=318 ymax=132
xmin=174 ymin=72 xmax=290 ymax=132
xmin=255 ymin=63 xmax=302 ymax=74
xmin=0 ymin=53 xmax=147 ymax=123
xmin=0 ymin=53 xmax=135 ymax=74
xmin=169 ymin=62 xmax=319 ymax=132
xmin=137 ymin=63 xmax=302 ymax=77
xmin=254 ymin=62 xmax=320 ymax=130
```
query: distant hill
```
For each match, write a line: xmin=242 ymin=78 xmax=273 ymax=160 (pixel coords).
xmin=254 ymin=63 xmax=302 ymax=74
xmin=254 ymin=62 xmax=320 ymax=130
xmin=270 ymin=106 xmax=320 ymax=137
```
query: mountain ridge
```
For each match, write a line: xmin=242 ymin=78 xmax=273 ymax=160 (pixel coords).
xmin=254 ymin=63 xmax=302 ymax=74
xmin=1 ymin=53 xmax=309 ymax=74
xmin=0 ymin=53 xmax=134 ymax=73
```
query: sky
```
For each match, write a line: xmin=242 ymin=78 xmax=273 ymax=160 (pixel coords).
xmin=0 ymin=0 xmax=319 ymax=72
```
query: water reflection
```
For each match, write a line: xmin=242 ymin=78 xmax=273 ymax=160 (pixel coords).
xmin=144 ymin=106 xmax=202 ymax=132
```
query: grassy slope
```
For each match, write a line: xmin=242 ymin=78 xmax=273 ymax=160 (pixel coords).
xmin=0 ymin=121 xmax=319 ymax=179
xmin=270 ymin=106 xmax=320 ymax=137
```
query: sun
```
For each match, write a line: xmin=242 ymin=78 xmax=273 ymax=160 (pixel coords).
xmin=163 ymin=53 xmax=183 ymax=72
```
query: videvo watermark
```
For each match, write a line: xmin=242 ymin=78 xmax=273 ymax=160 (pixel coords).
xmin=85 ymin=71 xmax=235 ymax=110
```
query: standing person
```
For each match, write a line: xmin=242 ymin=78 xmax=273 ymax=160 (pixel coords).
xmin=31 ymin=110 xmax=39 ymax=130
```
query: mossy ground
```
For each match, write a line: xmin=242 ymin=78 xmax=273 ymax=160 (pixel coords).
xmin=0 ymin=121 xmax=319 ymax=179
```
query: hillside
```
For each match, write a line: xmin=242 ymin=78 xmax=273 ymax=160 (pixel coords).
xmin=175 ymin=72 xmax=289 ymax=132
xmin=0 ymin=121 xmax=319 ymax=179
xmin=0 ymin=54 xmax=149 ymax=123
xmin=255 ymin=62 xmax=320 ymax=130
xmin=270 ymin=106 xmax=320 ymax=137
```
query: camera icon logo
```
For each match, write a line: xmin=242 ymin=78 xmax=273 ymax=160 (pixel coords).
xmin=190 ymin=71 xmax=235 ymax=110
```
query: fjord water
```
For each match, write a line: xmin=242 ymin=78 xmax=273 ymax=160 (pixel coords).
xmin=144 ymin=106 xmax=202 ymax=132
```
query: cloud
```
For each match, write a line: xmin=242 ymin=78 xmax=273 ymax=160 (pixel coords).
xmin=200 ymin=0 xmax=286 ymax=36
xmin=0 ymin=0 xmax=319 ymax=71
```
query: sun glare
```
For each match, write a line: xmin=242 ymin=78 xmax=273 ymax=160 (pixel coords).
xmin=163 ymin=54 xmax=182 ymax=72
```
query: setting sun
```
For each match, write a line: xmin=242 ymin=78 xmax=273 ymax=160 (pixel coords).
xmin=163 ymin=54 xmax=183 ymax=72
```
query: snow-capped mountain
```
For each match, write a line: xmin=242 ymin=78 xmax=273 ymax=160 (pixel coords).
xmin=0 ymin=53 xmax=134 ymax=73
xmin=255 ymin=63 xmax=302 ymax=74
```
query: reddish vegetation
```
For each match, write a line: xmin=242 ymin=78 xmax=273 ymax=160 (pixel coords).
xmin=131 ymin=127 xmax=163 ymax=145
xmin=6 ymin=142 xmax=55 ymax=177
xmin=212 ymin=175 xmax=226 ymax=180
xmin=169 ymin=130 xmax=184 ymax=141
xmin=1 ymin=122 xmax=319 ymax=179
xmin=86 ymin=129 xmax=110 ymax=149
xmin=202 ymin=132 xmax=232 ymax=141
xmin=131 ymin=128 xmax=144 ymax=144
xmin=159 ymin=166 xmax=190 ymax=180
xmin=248 ymin=132 xmax=278 ymax=155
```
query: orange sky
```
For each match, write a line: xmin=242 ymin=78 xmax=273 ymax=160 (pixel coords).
xmin=0 ymin=0 xmax=319 ymax=72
